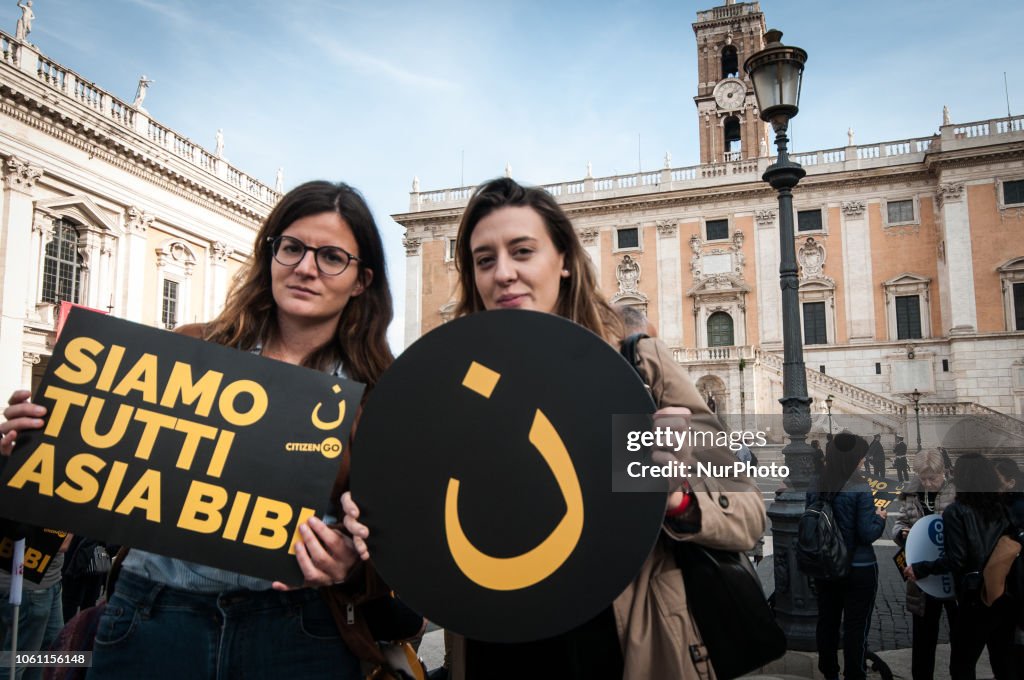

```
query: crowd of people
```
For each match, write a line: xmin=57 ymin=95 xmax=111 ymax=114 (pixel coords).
xmin=805 ymin=433 xmax=1023 ymax=680
xmin=0 ymin=176 xmax=1021 ymax=679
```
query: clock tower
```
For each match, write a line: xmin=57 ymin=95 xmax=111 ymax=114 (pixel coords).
xmin=693 ymin=1 xmax=771 ymax=164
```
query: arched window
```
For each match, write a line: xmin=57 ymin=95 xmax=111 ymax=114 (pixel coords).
xmin=724 ymin=116 xmax=741 ymax=158
xmin=42 ymin=219 xmax=82 ymax=304
xmin=721 ymin=45 xmax=739 ymax=79
xmin=707 ymin=312 xmax=734 ymax=347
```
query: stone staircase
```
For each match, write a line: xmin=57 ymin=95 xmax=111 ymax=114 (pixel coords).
xmin=752 ymin=349 xmax=1024 ymax=457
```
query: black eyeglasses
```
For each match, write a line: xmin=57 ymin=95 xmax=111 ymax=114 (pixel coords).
xmin=267 ymin=235 xmax=360 ymax=276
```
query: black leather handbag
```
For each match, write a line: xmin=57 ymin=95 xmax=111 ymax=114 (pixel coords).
xmin=673 ymin=542 xmax=787 ymax=679
xmin=620 ymin=334 xmax=786 ymax=679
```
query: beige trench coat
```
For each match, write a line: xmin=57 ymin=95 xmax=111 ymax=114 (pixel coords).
xmin=449 ymin=337 xmax=766 ymax=679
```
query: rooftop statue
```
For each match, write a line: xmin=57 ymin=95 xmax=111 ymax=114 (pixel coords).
xmin=15 ymin=0 xmax=34 ymax=42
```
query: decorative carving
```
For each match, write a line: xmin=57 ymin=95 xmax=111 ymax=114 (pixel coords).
xmin=125 ymin=206 xmax=153 ymax=234
xmin=3 ymin=156 xmax=43 ymax=192
xmin=578 ymin=227 xmax=599 ymax=246
xmin=32 ymin=213 xmax=55 ymax=241
xmin=733 ymin=230 xmax=746 ymax=274
xmin=22 ymin=352 xmax=41 ymax=366
xmin=798 ymin=237 xmax=826 ymax=279
xmin=841 ymin=200 xmax=865 ymax=217
xmin=616 ymin=255 xmax=641 ymax=294
xmin=936 ymin=182 xmax=964 ymax=208
xmin=211 ymin=241 xmax=233 ymax=263
xmin=402 ymin=237 xmax=421 ymax=256
xmin=754 ymin=208 xmax=776 ymax=225
xmin=655 ymin=220 xmax=678 ymax=237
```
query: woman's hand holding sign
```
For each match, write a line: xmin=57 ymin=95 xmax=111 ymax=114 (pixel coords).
xmin=272 ymin=515 xmax=359 ymax=590
xmin=1 ymin=390 xmax=45 ymax=457
xmin=340 ymin=491 xmax=370 ymax=561
xmin=650 ymin=406 xmax=694 ymax=513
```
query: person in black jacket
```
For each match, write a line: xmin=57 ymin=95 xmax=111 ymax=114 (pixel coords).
xmin=906 ymin=453 xmax=1017 ymax=680
xmin=807 ymin=432 xmax=887 ymax=680
xmin=995 ymin=459 xmax=1024 ymax=676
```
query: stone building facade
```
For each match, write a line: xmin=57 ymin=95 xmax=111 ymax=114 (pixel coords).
xmin=392 ymin=1 xmax=1024 ymax=439
xmin=0 ymin=26 xmax=277 ymax=397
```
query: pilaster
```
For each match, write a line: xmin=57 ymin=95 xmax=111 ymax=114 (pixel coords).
xmin=124 ymin=206 xmax=153 ymax=322
xmin=209 ymin=241 xmax=233 ymax=319
xmin=936 ymin=182 xmax=976 ymax=335
xmin=0 ymin=156 xmax=43 ymax=394
xmin=840 ymin=200 xmax=874 ymax=340
xmin=403 ymin=236 xmax=422 ymax=349
xmin=754 ymin=208 xmax=781 ymax=345
xmin=656 ymin=220 xmax=682 ymax=345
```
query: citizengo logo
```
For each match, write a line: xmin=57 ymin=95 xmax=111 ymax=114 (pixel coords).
xmin=284 ymin=436 xmax=343 ymax=459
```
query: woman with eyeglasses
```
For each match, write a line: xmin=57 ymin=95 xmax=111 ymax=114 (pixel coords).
xmin=1 ymin=181 xmax=395 ymax=679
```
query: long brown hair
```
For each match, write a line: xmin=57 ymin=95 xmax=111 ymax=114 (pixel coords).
xmin=204 ymin=181 xmax=394 ymax=385
xmin=454 ymin=177 xmax=622 ymax=341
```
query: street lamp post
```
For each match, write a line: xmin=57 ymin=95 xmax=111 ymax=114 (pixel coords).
xmin=909 ymin=388 xmax=922 ymax=452
xmin=745 ymin=29 xmax=817 ymax=650
xmin=825 ymin=394 xmax=834 ymax=436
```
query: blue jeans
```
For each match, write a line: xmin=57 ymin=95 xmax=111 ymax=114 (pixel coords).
xmin=1 ymin=581 xmax=64 ymax=680
xmin=815 ymin=564 xmax=879 ymax=680
xmin=88 ymin=571 xmax=360 ymax=680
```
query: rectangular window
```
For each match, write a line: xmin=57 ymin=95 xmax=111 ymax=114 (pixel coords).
xmin=706 ymin=219 xmax=729 ymax=241
xmin=875 ymin=362 xmax=882 ymax=375
xmin=895 ymin=295 xmax=922 ymax=339
xmin=797 ymin=209 xmax=823 ymax=232
xmin=942 ymin=359 xmax=949 ymax=372
xmin=887 ymin=199 xmax=915 ymax=224
xmin=803 ymin=301 xmax=827 ymax=345
xmin=1014 ymin=282 xmax=1024 ymax=331
xmin=1004 ymin=180 xmax=1024 ymax=206
xmin=615 ymin=227 xmax=639 ymax=250
xmin=162 ymin=279 xmax=179 ymax=330
xmin=445 ymin=238 xmax=457 ymax=261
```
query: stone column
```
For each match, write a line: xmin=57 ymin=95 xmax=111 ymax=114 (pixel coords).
xmin=209 ymin=241 xmax=233 ymax=319
xmin=124 ymin=206 xmax=152 ymax=323
xmin=21 ymin=352 xmax=40 ymax=392
xmin=403 ymin=236 xmax=422 ymax=349
xmin=937 ymin=182 xmax=976 ymax=335
xmin=655 ymin=220 xmax=683 ymax=345
xmin=754 ymin=208 xmax=781 ymax=344
xmin=840 ymin=200 xmax=874 ymax=340
xmin=0 ymin=156 xmax=43 ymax=394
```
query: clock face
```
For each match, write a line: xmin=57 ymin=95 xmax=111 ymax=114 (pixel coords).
xmin=714 ymin=80 xmax=746 ymax=111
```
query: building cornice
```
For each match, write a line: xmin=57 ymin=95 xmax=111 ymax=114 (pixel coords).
xmin=0 ymin=91 xmax=265 ymax=228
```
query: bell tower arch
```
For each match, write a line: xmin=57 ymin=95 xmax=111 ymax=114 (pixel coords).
xmin=692 ymin=1 xmax=771 ymax=164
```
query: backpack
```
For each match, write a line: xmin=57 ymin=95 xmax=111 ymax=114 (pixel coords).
xmin=796 ymin=492 xmax=850 ymax=580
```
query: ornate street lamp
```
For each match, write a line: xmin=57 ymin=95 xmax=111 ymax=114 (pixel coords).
xmin=745 ymin=29 xmax=815 ymax=650
xmin=909 ymin=388 xmax=922 ymax=452
xmin=825 ymin=394 xmax=834 ymax=436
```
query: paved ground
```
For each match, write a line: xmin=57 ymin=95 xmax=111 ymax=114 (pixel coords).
xmin=415 ymin=538 xmax=966 ymax=678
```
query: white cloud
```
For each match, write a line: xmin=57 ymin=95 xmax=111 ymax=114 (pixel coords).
xmin=308 ymin=35 xmax=459 ymax=92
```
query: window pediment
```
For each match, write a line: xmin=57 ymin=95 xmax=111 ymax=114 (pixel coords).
xmin=34 ymin=195 xmax=119 ymax=234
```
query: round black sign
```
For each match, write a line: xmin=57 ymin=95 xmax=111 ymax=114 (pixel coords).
xmin=352 ymin=310 xmax=664 ymax=643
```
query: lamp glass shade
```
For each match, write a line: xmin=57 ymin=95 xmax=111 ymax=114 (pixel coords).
xmin=751 ymin=59 xmax=804 ymax=111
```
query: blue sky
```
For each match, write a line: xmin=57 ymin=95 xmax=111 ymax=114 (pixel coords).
xmin=5 ymin=0 xmax=1023 ymax=349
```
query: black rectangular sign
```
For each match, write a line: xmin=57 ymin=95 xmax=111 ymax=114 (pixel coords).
xmin=0 ymin=309 xmax=364 ymax=584
xmin=0 ymin=520 xmax=67 ymax=584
